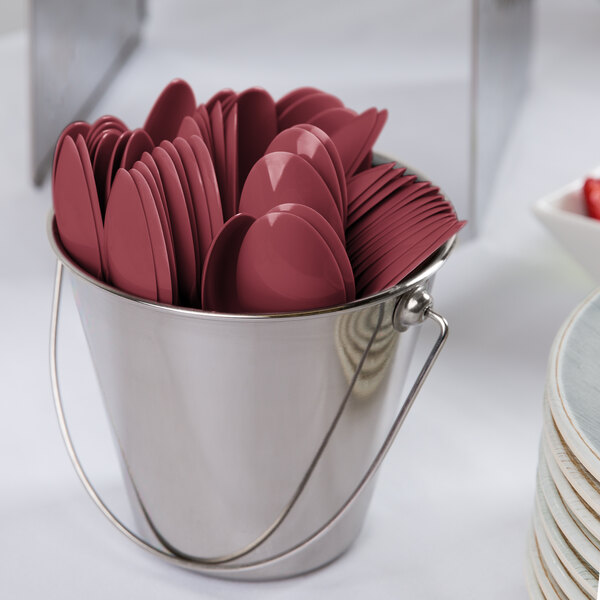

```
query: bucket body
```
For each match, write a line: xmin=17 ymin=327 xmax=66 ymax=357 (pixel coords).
xmin=69 ymin=268 xmax=424 ymax=578
xmin=51 ymin=156 xmax=453 ymax=580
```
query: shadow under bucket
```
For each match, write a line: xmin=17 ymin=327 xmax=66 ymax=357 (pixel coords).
xmin=49 ymin=157 xmax=455 ymax=581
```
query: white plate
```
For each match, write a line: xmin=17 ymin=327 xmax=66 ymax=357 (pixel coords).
xmin=532 ymin=506 xmax=589 ymax=600
xmin=542 ymin=426 xmax=600 ymax=544
xmin=533 ymin=166 xmax=600 ymax=281
xmin=529 ymin=523 xmax=572 ymax=600
xmin=527 ymin=529 xmax=559 ymax=600
xmin=545 ymin=290 xmax=600 ymax=483
xmin=538 ymin=452 xmax=600 ymax=571
xmin=528 ymin=527 xmax=568 ymax=600
xmin=543 ymin=402 xmax=600 ymax=516
xmin=536 ymin=468 xmax=598 ymax=597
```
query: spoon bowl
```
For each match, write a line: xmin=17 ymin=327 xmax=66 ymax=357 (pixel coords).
xmin=266 ymin=127 xmax=343 ymax=222
xmin=201 ymin=213 xmax=255 ymax=312
xmin=238 ymin=151 xmax=344 ymax=241
xmin=144 ymin=79 xmax=196 ymax=144
xmin=236 ymin=211 xmax=347 ymax=313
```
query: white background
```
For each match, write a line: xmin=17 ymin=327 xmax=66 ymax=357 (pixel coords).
xmin=1 ymin=0 xmax=600 ymax=597
xmin=0 ymin=0 xmax=26 ymax=34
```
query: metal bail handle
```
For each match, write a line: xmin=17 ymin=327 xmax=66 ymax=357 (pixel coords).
xmin=50 ymin=260 xmax=448 ymax=575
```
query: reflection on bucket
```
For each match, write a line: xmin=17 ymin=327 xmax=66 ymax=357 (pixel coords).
xmin=336 ymin=301 xmax=399 ymax=399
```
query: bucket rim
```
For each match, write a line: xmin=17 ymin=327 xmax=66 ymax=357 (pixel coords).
xmin=48 ymin=154 xmax=457 ymax=321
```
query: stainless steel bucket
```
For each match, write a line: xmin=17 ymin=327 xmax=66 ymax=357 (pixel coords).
xmin=49 ymin=156 xmax=455 ymax=580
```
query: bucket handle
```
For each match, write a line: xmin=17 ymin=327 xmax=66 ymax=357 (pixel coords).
xmin=50 ymin=259 xmax=448 ymax=575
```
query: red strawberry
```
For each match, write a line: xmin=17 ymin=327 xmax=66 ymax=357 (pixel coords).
xmin=584 ymin=178 xmax=600 ymax=220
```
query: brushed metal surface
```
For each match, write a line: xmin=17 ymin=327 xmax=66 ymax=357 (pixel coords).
xmin=29 ymin=0 xmax=144 ymax=184
xmin=471 ymin=0 xmax=533 ymax=233
xmin=70 ymin=265 xmax=412 ymax=565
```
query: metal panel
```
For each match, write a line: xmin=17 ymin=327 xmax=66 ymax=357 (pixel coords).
xmin=471 ymin=0 xmax=533 ymax=233
xmin=29 ymin=0 xmax=144 ymax=184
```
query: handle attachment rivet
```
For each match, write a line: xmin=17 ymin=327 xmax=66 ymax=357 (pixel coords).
xmin=393 ymin=286 xmax=433 ymax=332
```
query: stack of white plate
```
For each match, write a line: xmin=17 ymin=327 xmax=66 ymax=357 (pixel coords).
xmin=527 ymin=291 xmax=600 ymax=599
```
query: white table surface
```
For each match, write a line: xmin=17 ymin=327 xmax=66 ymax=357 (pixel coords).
xmin=1 ymin=1 xmax=600 ymax=597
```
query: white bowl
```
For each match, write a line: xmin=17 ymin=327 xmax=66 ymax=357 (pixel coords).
xmin=533 ymin=166 xmax=600 ymax=281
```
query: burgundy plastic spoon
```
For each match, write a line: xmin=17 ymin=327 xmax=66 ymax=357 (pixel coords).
xmin=294 ymin=123 xmax=348 ymax=225
xmin=75 ymin=134 xmax=107 ymax=278
xmin=352 ymin=212 xmax=456 ymax=278
xmin=161 ymin=140 xmax=201 ymax=290
xmin=105 ymin=130 xmax=132 ymax=198
xmin=236 ymin=87 xmax=277 ymax=191
xmin=271 ymin=203 xmax=355 ymax=302
xmin=209 ymin=101 xmax=228 ymax=218
xmin=278 ymin=92 xmax=344 ymax=131
xmin=140 ymin=152 xmax=174 ymax=248
xmin=348 ymin=194 xmax=448 ymax=256
xmin=92 ymin=130 xmax=120 ymax=216
xmin=347 ymin=162 xmax=397 ymax=204
xmin=372 ymin=221 xmax=465 ymax=295
xmin=144 ymin=79 xmax=196 ymax=144
xmin=153 ymin=146 xmax=198 ymax=305
xmin=265 ymin=127 xmax=343 ymax=223
xmin=238 ymin=151 xmax=344 ymax=241
xmin=193 ymin=105 xmax=214 ymax=151
xmin=222 ymin=93 xmax=238 ymax=117
xmin=224 ymin=102 xmax=239 ymax=218
xmin=308 ymin=107 xmax=356 ymax=136
xmin=130 ymin=169 xmax=173 ymax=304
xmin=276 ymin=86 xmax=322 ymax=116
xmin=201 ymin=213 xmax=255 ymax=312
xmin=356 ymin=216 xmax=457 ymax=287
xmin=236 ymin=211 xmax=346 ymax=313
xmin=347 ymin=173 xmax=417 ymax=227
xmin=350 ymin=206 xmax=454 ymax=274
xmin=53 ymin=121 xmax=90 ymax=185
xmin=173 ymin=137 xmax=213 ymax=266
xmin=53 ymin=135 xmax=102 ymax=279
xmin=104 ymin=169 xmax=157 ymax=301
xmin=85 ymin=115 xmax=127 ymax=144
xmin=346 ymin=109 xmax=388 ymax=176
xmin=188 ymin=135 xmax=224 ymax=235
xmin=86 ymin=116 xmax=127 ymax=158
xmin=120 ymin=129 xmax=154 ymax=171
xmin=206 ymin=88 xmax=236 ymax=112
xmin=88 ymin=127 xmax=122 ymax=163
xmin=134 ymin=158 xmax=179 ymax=304
xmin=360 ymin=220 xmax=465 ymax=297
xmin=348 ymin=180 xmax=436 ymax=235
xmin=330 ymin=108 xmax=378 ymax=176
xmin=177 ymin=115 xmax=203 ymax=143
